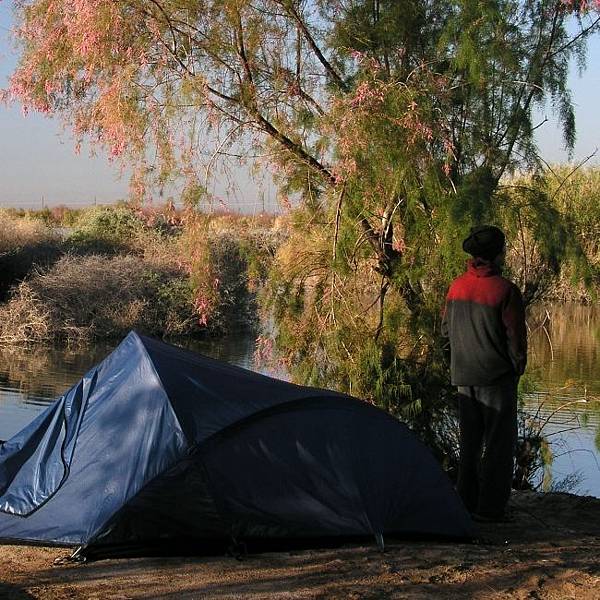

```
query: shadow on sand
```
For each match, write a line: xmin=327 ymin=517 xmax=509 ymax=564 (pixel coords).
xmin=0 ymin=582 xmax=35 ymax=599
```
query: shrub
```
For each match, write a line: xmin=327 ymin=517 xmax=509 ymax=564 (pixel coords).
xmin=0 ymin=210 xmax=57 ymax=254
xmin=0 ymin=205 xmax=285 ymax=344
xmin=65 ymin=206 xmax=148 ymax=255
xmin=0 ymin=254 xmax=202 ymax=344
xmin=504 ymin=168 xmax=600 ymax=303
xmin=172 ymin=214 xmax=282 ymax=333
xmin=0 ymin=211 xmax=62 ymax=300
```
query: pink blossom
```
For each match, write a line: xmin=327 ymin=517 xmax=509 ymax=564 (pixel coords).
xmin=443 ymin=138 xmax=455 ymax=153
xmin=392 ymin=237 xmax=406 ymax=253
xmin=559 ymin=0 xmax=600 ymax=11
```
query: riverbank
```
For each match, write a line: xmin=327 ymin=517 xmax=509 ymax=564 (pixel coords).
xmin=1 ymin=491 xmax=599 ymax=599
xmin=0 ymin=206 xmax=281 ymax=344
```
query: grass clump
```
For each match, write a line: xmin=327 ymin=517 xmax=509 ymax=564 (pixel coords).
xmin=0 ymin=210 xmax=55 ymax=252
xmin=65 ymin=205 xmax=149 ymax=255
xmin=504 ymin=167 xmax=600 ymax=303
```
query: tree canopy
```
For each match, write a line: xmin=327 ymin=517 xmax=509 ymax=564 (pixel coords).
xmin=7 ymin=1 xmax=599 ymax=191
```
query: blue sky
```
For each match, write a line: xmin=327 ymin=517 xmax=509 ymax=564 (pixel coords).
xmin=1 ymin=2 xmax=598 ymax=209
xmin=0 ymin=3 xmax=130 ymax=208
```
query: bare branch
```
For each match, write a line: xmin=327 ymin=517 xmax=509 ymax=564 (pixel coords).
xmin=550 ymin=148 xmax=598 ymax=203
xmin=332 ymin=181 xmax=347 ymax=260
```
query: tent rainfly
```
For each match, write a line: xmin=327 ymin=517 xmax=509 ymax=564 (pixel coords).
xmin=0 ymin=331 xmax=473 ymax=558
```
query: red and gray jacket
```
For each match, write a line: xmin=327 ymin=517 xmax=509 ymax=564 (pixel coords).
xmin=442 ymin=259 xmax=527 ymax=386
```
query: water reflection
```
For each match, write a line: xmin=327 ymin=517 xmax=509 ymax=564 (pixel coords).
xmin=0 ymin=342 xmax=114 ymax=403
xmin=528 ymin=303 xmax=600 ymax=397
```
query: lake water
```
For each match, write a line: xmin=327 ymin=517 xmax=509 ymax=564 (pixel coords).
xmin=1 ymin=304 xmax=599 ymax=497
xmin=521 ymin=304 xmax=600 ymax=496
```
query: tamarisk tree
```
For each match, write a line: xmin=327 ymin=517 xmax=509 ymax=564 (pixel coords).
xmin=6 ymin=1 xmax=599 ymax=432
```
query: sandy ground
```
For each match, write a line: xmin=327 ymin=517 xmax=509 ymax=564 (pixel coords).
xmin=1 ymin=491 xmax=599 ymax=600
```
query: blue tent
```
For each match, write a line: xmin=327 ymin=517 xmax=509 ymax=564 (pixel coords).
xmin=0 ymin=332 xmax=472 ymax=557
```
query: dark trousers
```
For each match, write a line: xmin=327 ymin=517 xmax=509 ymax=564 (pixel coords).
xmin=456 ymin=375 xmax=518 ymax=517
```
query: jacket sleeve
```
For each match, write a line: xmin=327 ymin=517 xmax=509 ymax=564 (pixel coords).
xmin=501 ymin=284 xmax=527 ymax=376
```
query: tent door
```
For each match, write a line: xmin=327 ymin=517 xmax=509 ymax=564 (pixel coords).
xmin=0 ymin=371 xmax=96 ymax=516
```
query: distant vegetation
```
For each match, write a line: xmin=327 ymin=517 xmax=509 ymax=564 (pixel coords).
xmin=0 ymin=166 xmax=598 ymax=347
xmin=507 ymin=166 xmax=600 ymax=304
xmin=0 ymin=204 xmax=282 ymax=344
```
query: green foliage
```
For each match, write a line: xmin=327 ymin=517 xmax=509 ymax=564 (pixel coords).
xmin=181 ymin=182 xmax=208 ymax=211
xmin=514 ymin=375 xmax=551 ymax=491
xmin=499 ymin=169 xmax=598 ymax=304
xmin=263 ymin=0 xmax=598 ymax=413
xmin=153 ymin=277 xmax=198 ymax=336
xmin=450 ymin=167 xmax=497 ymax=224
xmin=546 ymin=166 xmax=600 ymax=294
xmin=331 ymin=0 xmax=435 ymax=79
xmin=65 ymin=206 xmax=146 ymax=254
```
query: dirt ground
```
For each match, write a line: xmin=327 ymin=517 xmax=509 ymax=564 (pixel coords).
xmin=1 ymin=491 xmax=599 ymax=600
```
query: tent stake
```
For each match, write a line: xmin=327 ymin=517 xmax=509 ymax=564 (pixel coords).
xmin=375 ymin=532 xmax=385 ymax=553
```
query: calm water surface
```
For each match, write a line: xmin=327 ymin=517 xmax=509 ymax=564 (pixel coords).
xmin=1 ymin=304 xmax=599 ymax=496
xmin=522 ymin=304 xmax=600 ymax=495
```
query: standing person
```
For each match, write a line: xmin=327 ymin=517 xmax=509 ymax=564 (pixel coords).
xmin=442 ymin=225 xmax=527 ymax=522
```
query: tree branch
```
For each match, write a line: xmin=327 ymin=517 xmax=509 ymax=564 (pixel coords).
xmin=274 ymin=0 xmax=348 ymax=91
xmin=493 ymin=7 xmax=561 ymax=183
xmin=232 ymin=8 xmax=336 ymax=185
xmin=548 ymin=15 xmax=600 ymax=60
xmin=332 ymin=181 xmax=346 ymax=260
xmin=253 ymin=108 xmax=336 ymax=184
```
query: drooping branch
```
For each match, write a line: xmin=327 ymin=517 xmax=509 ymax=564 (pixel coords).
xmin=374 ymin=277 xmax=389 ymax=341
xmin=230 ymin=10 xmax=336 ymax=185
xmin=549 ymin=15 xmax=600 ymax=59
xmin=234 ymin=9 xmax=255 ymax=86
xmin=332 ymin=181 xmax=346 ymax=260
xmin=138 ymin=3 xmax=331 ymax=182
xmin=251 ymin=107 xmax=336 ymax=184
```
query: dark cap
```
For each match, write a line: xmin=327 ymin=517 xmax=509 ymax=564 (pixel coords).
xmin=462 ymin=225 xmax=505 ymax=261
